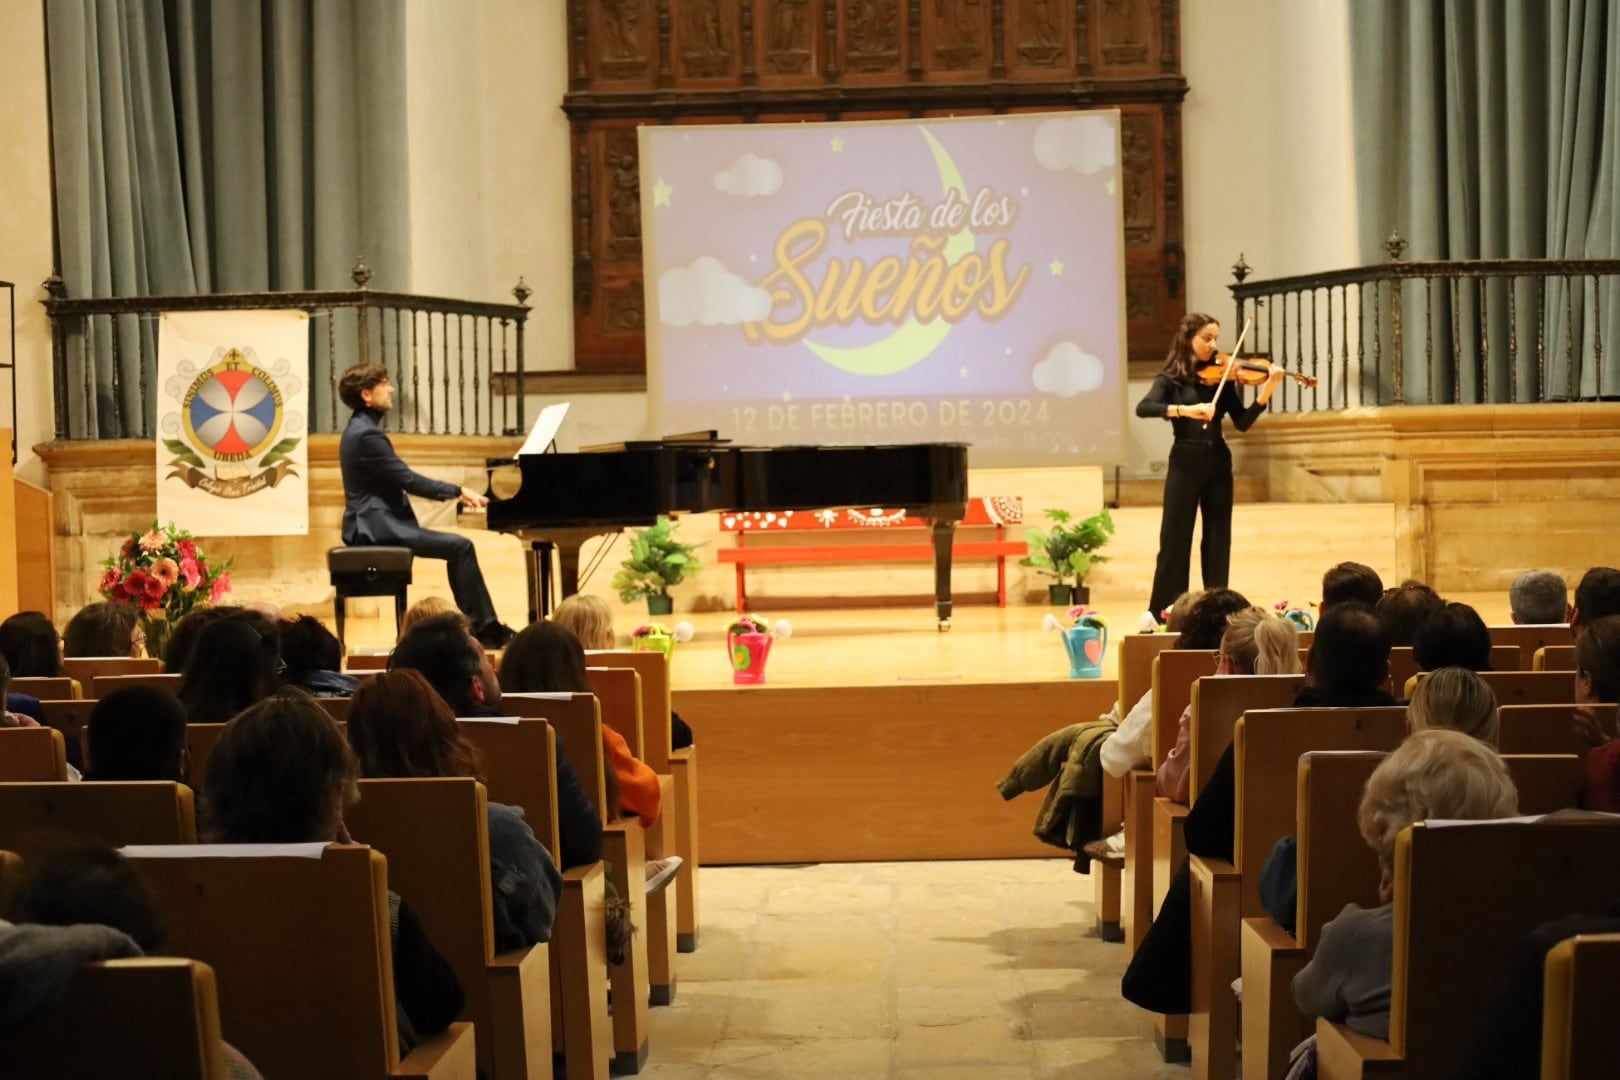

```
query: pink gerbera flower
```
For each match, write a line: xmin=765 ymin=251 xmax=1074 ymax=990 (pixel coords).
xmin=97 ymin=567 xmax=121 ymax=596
xmin=150 ymin=557 xmax=180 ymax=587
xmin=209 ymin=571 xmax=233 ymax=603
xmin=179 ymin=557 xmax=202 ymax=591
xmin=138 ymin=528 xmax=166 ymax=555
xmin=176 ymin=538 xmax=197 ymax=560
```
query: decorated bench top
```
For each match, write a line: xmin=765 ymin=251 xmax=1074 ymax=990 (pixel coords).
xmin=720 ymin=496 xmax=1022 ymax=532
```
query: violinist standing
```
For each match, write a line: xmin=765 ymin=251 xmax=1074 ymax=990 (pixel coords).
xmin=1136 ymin=313 xmax=1286 ymax=622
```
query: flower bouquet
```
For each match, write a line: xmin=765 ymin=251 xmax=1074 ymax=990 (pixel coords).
xmin=98 ymin=521 xmax=233 ymax=661
xmin=1273 ymin=599 xmax=1317 ymax=632
xmin=725 ymin=614 xmax=791 ymax=685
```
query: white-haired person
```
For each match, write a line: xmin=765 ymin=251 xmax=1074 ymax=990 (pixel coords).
xmin=1508 ymin=569 xmax=1571 ymax=626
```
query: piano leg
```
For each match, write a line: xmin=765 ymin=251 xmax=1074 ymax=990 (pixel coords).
xmin=524 ymin=541 xmax=555 ymax=624
xmin=930 ymin=519 xmax=957 ymax=631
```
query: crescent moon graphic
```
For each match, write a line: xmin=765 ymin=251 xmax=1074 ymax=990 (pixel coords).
xmin=804 ymin=128 xmax=975 ymax=377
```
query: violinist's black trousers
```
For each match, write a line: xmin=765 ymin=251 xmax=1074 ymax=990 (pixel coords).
xmin=1147 ymin=439 xmax=1233 ymax=617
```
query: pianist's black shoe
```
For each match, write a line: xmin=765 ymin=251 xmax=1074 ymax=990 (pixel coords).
xmin=475 ymin=621 xmax=516 ymax=650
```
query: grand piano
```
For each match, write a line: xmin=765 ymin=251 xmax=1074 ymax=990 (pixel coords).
xmin=485 ymin=440 xmax=969 ymax=628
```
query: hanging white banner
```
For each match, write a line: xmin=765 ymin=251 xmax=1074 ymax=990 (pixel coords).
xmin=156 ymin=310 xmax=310 ymax=536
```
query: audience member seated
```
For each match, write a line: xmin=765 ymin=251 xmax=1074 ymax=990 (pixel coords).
xmin=0 ymin=847 xmax=265 ymax=1078
xmin=1405 ymin=666 xmax=1499 ymax=746
xmin=1376 ymin=580 xmax=1445 ymax=647
xmin=0 ymin=611 xmax=64 ymax=678
xmin=391 ymin=613 xmax=603 ymax=871
xmin=1098 ymin=588 xmax=1236 ymax=780
xmin=84 ymin=686 xmax=190 ymax=782
xmin=348 ymin=668 xmax=562 ymax=951
xmin=553 ymin=593 xmax=695 ymax=751
xmin=161 ymin=605 xmax=236 ymax=672
xmin=1569 ymin=616 xmax=1620 ymax=812
xmin=203 ymin=694 xmax=464 ymax=1053
xmin=279 ymin=616 xmax=359 ymax=698
xmin=1157 ymin=607 xmax=1302 ymax=802
xmin=499 ymin=622 xmax=664 ymax=830
xmin=178 ymin=611 xmax=283 ymax=727
xmin=1572 ymin=567 xmax=1620 ymax=635
xmin=62 ymin=602 xmax=142 ymax=659
xmin=398 ymin=596 xmax=464 ymax=642
xmin=1321 ymin=561 xmax=1384 ymax=611
xmin=1290 ymin=731 xmax=1518 ymax=1052
xmin=1412 ymin=601 xmax=1494 ymax=672
xmin=1509 ymin=569 xmax=1572 ymax=625
xmin=1122 ymin=602 xmax=1397 ymax=1013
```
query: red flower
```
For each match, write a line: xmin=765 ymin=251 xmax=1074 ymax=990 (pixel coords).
xmin=143 ymin=574 xmax=167 ymax=600
xmin=97 ymin=567 xmax=121 ymax=596
xmin=176 ymin=539 xmax=197 ymax=560
xmin=120 ymin=536 xmax=137 ymax=559
xmin=122 ymin=570 xmax=152 ymax=599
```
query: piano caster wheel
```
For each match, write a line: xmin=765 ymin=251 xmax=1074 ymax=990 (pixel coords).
xmin=937 ymin=618 xmax=951 ymax=632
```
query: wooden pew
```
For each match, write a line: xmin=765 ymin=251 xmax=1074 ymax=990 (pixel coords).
xmin=0 ymin=957 xmax=231 ymax=1079
xmin=458 ymin=716 xmax=610 ymax=1080
xmin=315 ymin=696 xmax=353 ymax=722
xmin=1487 ymin=624 xmax=1575 ymax=669
xmin=1404 ymin=669 xmax=1576 ymax=706
xmin=1143 ymin=647 xmax=1217 ymax=1061
xmin=38 ymin=698 xmax=94 ymax=764
xmin=1534 ymin=644 xmax=1578 ymax=672
xmin=1501 ymin=755 xmax=1585 ymax=815
xmin=11 ymin=676 xmax=76 ymax=700
xmin=185 ymin=724 xmax=229 ymax=788
xmin=0 ymin=781 xmax=196 ymax=861
xmin=1114 ymin=632 xmax=1179 ymax=946
xmin=0 ymin=726 xmax=68 ymax=781
xmin=1316 ymin=820 xmax=1620 ymax=1080
xmin=348 ymin=777 xmax=551 ymax=1080
xmin=90 ymin=672 xmax=182 ymax=698
xmin=1189 ymin=707 xmax=1408 ymax=1080
xmin=0 ymin=848 xmax=22 ymax=911
xmin=502 ymin=693 xmax=651 ymax=1074
xmin=589 ymin=648 xmax=703 ymax=955
xmin=1189 ymin=675 xmax=1309 ymax=798
xmin=1241 ymin=751 xmax=1386 ymax=1080
xmin=1387 ymin=645 xmax=1520 ymax=693
xmin=1498 ymin=703 xmax=1612 ymax=758
xmin=587 ymin=663 xmax=680 ymax=1003
xmin=62 ymin=656 xmax=163 ymax=685
xmin=1541 ymin=932 xmax=1620 ymax=1080
xmin=346 ymin=653 xmax=392 ymax=670
xmin=126 ymin=844 xmax=476 ymax=1079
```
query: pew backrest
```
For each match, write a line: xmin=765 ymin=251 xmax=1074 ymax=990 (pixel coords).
xmin=11 ymin=676 xmax=76 ymax=701
xmin=62 ymin=656 xmax=163 ymax=686
xmin=588 ymin=650 xmax=672 ymax=772
xmin=0 ymin=781 xmax=195 ymax=862
xmin=1296 ymin=750 xmax=1386 ymax=951
xmin=585 ymin=666 xmax=646 ymax=765
xmin=1542 ymin=932 xmax=1620 ymax=1080
xmin=1487 ymin=624 xmax=1574 ymax=668
xmin=1500 ymin=754 xmax=1585 ymax=815
xmin=1496 ymin=704 xmax=1595 ymax=757
xmin=1152 ymin=649 xmax=1218 ymax=764
xmin=38 ymin=699 xmax=94 ymax=760
xmin=1535 ymin=644 xmax=1578 ymax=672
xmin=1388 ymin=646 xmax=1521 ymax=693
xmin=90 ymin=672 xmax=182 ymax=698
xmin=1406 ymin=669 xmax=1576 ymax=706
xmin=1119 ymin=633 xmax=1179 ymax=718
xmin=0 ymin=726 xmax=68 ymax=781
xmin=456 ymin=716 xmax=563 ymax=860
xmin=1190 ymin=675 xmax=1308 ymax=799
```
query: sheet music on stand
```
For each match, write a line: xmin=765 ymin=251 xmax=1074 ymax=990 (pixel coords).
xmin=518 ymin=403 xmax=570 ymax=456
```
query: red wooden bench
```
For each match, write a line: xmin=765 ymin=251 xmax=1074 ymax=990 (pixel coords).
xmin=717 ymin=497 xmax=1026 ymax=612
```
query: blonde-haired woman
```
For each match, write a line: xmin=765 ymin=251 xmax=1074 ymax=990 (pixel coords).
xmin=398 ymin=596 xmax=464 ymax=642
xmin=1156 ymin=608 xmax=1302 ymax=801
xmin=1406 ymin=665 xmax=1499 ymax=746
xmin=553 ymin=594 xmax=615 ymax=650
xmin=1291 ymin=730 xmax=1518 ymax=1047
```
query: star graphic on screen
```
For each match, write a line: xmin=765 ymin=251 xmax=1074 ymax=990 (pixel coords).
xmin=783 ymin=391 xmax=794 ymax=402
xmin=830 ymin=136 xmax=845 ymax=153
xmin=1106 ymin=178 xmax=1118 ymax=197
xmin=960 ymin=367 xmax=970 ymax=378
xmin=653 ymin=179 xmax=673 ymax=207
xmin=1049 ymin=259 xmax=1065 ymax=277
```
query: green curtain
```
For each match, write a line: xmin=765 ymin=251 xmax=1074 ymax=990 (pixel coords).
xmin=46 ymin=0 xmax=410 ymax=437
xmin=1350 ymin=0 xmax=1620 ymax=403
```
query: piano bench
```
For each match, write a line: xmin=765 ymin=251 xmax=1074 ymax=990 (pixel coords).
xmin=328 ymin=546 xmax=414 ymax=650
xmin=717 ymin=537 xmax=1026 ymax=613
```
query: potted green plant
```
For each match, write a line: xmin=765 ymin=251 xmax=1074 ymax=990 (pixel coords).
xmin=1020 ymin=507 xmax=1115 ymax=606
xmin=613 ymin=515 xmax=703 ymax=615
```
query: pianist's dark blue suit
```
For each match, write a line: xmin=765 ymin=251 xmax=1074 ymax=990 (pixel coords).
xmin=339 ymin=407 xmax=497 ymax=632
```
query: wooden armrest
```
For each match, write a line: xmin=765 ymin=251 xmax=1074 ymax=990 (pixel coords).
xmin=488 ymin=942 xmax=548 ymax=976
xmin=394 ymin=1020 xmax=477 ymax=1079
xmin=1315 ymin=1018 xmax=1403 ymax=1080
xmin=1242 ymin=917 xmax=1309 ymax=1080
xmin=1188 ymin=853 xmax=1237 ymax=882
xmin=1241 ymin=914 xmax=1299 ymax=953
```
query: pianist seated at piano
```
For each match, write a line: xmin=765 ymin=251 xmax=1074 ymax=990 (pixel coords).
xmin=337 ymin=363 xmax=516 ymax=649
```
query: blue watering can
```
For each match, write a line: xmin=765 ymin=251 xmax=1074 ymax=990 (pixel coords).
xmin=1062 ymin=617 xmax=1109 ymax=679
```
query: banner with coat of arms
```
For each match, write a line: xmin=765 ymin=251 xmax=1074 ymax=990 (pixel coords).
xmin=156 ymin=310 xmax=310 ymax=536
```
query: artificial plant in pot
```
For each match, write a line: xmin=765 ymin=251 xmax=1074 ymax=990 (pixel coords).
xmin=613 ymin=515 xmax=703 ymax=615
xmin=1020 ymin=507 xmax=1115 ymax=606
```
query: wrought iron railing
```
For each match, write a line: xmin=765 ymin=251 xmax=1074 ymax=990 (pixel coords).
xmin=42 ymin=262 xmax=532 ymax=440
xmin=1228 ymin=232 xmax=1620 ymax=411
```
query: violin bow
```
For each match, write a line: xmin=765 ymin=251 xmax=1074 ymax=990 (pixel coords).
xmin=1202 ymin=316 xmax=1255 ymax=430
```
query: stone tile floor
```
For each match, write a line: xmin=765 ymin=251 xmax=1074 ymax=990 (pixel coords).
xmin=640 ymin=858 xmax=1186 ymax=1078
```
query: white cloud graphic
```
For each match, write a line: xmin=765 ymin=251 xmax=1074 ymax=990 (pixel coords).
xmin=1033 ymin=115 xmax=1117 ymax=175
xmin=1032 ymin=342 xmax=1106 ymax=397
xmin=658 ymin=257 xmax=773 ymax=327
xmin=713 ymin=153 xmax=784 ymax=197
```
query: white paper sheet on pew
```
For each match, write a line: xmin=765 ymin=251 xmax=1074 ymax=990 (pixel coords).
xmin=121 ymin=842 xmax=330 ymax=859
xmin=501 ymin=692 xmax=576 ymax=700
xmin=456 ymin=715 xmax=521 ymax=725
xmin=1425 ymin=812 xmax=1620 ymax=827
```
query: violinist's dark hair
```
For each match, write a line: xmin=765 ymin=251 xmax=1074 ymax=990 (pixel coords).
xmin=1162 ymin=312 xmax=1220 ymax=380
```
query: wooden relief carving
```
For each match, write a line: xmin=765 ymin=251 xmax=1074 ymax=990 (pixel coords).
xmin=573 ymin=132 xmax=594 ymax=309
xmin=1100 ymin=0 xmax=1148 ymax=65
xmin=932 ymin=0 xmax=985 ymax=70
xmin=603 ymin=282 xmax=646 ymax=333
xmin=604 ymin=131 xmax=642 ymax=262
xmin=1121 ymin=111 xmax=1154 ymax=246
xmin=1126 ymin=267 xmax=1158 ymax=319
xmin=766 ymin=0 xmax=814 ymax=73
xmin=684 ymin=0 xmax=733 ymax=77
xmin=848 ymin=0 xmax=902 ymax=73
xmin=600 ymin=0 xmax=649 ymax=78
xmin=1018 ymin=0 xmax=1064 ymax=65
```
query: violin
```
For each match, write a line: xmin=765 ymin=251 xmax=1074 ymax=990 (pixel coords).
xmin=1197 ymin=353 xmax=1318 ymax=389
